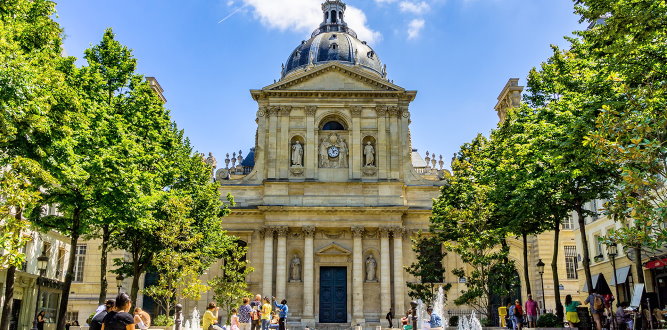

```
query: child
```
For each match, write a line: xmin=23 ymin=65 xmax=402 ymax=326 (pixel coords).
xmin=230 ymin=308 xmax=240 ymax=330
xmin=269 ymin=312 xmax=280 ymax=329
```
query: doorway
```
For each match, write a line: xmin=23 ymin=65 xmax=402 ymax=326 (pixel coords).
xmin=319 ymin=267 xmax=347 ymax=323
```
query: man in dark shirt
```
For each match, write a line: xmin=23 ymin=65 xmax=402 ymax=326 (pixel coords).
xmin=90 ymin=300 xmax=114 ymax=330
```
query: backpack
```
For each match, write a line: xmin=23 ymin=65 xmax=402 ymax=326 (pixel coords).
xmin=593 ymin=295 xmax=604 ymax=311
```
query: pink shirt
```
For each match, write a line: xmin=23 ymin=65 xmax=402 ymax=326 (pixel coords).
xmin=525 ymin=299 xmax=538 ymax=316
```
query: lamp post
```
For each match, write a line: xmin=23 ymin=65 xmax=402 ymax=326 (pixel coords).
xmin=409 ymin=301 xmax=418 ymax=330
xmin=116 ymin=274 xmax=124 ymax=294
xmin=536 ymin=259 xmax=546 ymax=314
xmin=32 ymin=250 xmax=49 ymax=330
xmin=608 ymin=243 xmax=620 ymax=302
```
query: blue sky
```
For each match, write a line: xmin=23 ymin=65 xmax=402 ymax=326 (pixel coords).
xmin=55 ymin=0 xmax=584 ymax=169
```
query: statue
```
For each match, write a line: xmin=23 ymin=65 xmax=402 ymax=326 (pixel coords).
xmin=319 ymin=137 xmax=330 ymax=168
xmin=290 ymin=255 xmax=301 ymax=281
xmin=205 ymin=152 xmax=217 ymax=169
xmin=365 ymin=254 xmax=377 ymax=282
xmin=291 ymin=141 xmax=304 ymax=167
xmin=339 ymin=138 xmax=348 ymax=168
xmin=364 ymin=141 xmax=375 ymax=167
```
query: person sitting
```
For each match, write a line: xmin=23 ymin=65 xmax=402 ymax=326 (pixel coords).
xmin=426 ymin=307 xmax=442 ymax=330
xmin=616 ymin=302 xmax=633 ymax=330
xmin=401 ymin=312 xmax=413 ymax=330
xmin=268 ymin=312 xmax=280 ymax=329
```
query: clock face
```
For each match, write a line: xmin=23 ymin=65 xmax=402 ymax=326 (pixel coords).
xmin=328 ymin=146 xmax=340 ymax=158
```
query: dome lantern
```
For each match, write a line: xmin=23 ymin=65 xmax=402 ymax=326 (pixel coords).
xmin=320 ymin=0 xmax=348 ymax=33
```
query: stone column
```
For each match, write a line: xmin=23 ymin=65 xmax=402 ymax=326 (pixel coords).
xmin=392 ymin=227 xmax=405 ymax=315
xmin=379 ymin=227 xmax=391 ymax=328
xmin=388 ymin=107 xmax=400 ymax=179
xmin=275 ymin=226 xmax=288 ymax=300
xmin=267 ymin=107 xmax=279 ymax=179
xmin=262 ymin=227 xmax=275 ymax=297
xmin=376 ymin=106 xmax=388 ymax=179
xmin=302 ymin=226 xmax=316 ymax=326
xmin=305 ymin=106 xmax=317 ymax=179
xmin=351 ymin=226 xmax=365 ymax=325
xmin=278 ymin=107 xmax=291 ymax=179
xmin=350 ymin=106 xmax=362 ymax=180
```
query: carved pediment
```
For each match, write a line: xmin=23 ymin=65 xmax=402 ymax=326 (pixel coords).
xmin=316 ymin=242 xmax=352 ymax=256
xmin=265 ymin=62 xmax=403 ymax=92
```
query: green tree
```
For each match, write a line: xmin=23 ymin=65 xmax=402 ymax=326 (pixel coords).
xmin=574 ymin=0 xmax=667 ymax=284
xmin=210 ymin=242 xmax=254 ymax=323
xmin=405 ymin=235 xmax=449 ymax=304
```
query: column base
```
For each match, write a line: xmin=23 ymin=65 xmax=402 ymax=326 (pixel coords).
xmin=380 ymin=319 xmax=390 ymax=328
xmin=300 ymin=317 xmax=316 ymax=328
xmin=352 ymin=318 xmax=365 ymax=327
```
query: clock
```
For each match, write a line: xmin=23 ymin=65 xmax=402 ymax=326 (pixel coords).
xmin=327 ymin=146 xmax=340 ymax=158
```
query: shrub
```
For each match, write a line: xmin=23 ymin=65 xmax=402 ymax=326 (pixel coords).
xmin=153 ymin=314 xmax=175 ymax=326
xmin=449 ymin=315 xmax=459 ymax=326
xmin=536 ymin=313 xmax=562 ymax=327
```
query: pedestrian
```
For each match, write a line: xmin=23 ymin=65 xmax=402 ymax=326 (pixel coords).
xmin=616 ymin=302 xmax=633 ymax=330
xmin=133 ymin=308 xmax=150 ymax=330
xmin=401 ymin=311 xmax=413 ymax=330
xmin=90 ymin=300 xmax=114 ymax=330
xmin=564 ymin=294 xmax=581 ymax=328
xmin=507 ymin=302 xmax=514 ymax=330
xmin=36 ymin=311 xmax=46 ymax=330
xmin=238 ymin=297 xmax=253 ymax=330
xmin=250 ymin=295 xmax=262 ymax=330
xmin=230 ymin=308 xmax=240 ymax=330
xmin=386 ymin=308 xmax=394 ymax=329
xmin=101 ymin=293 xmax=135 ymax=330
xmin=261 ymin=297 xmax=272 ymax=330
xmin=203 ymin=302 xmax=223 ymax=330
xmin=272 ymin=297 xmax=288 ymax=330
xmin=513 ymin=299 xmax=524 ymax=330
xmin=584 ymin=289 xmax=605 ymax=330
xmin=426 ymin=306 xmax=442 ymax=329
xmin=525 ymin=294 xmax=539 ymax=328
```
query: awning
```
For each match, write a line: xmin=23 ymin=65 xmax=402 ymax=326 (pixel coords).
xmin=609 ymin=266 xmax=631 ymax=285
xmin=645 ymin=257 xmax=667 ymax=269
xmin=582 ymin=273 xmax=610 ymax=293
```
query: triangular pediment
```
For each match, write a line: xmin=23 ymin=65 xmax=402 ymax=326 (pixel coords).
xmin=264 ymin=62 xmax=403 ymax=92
xmin=316 ymin=242 xmax=352 ymax=256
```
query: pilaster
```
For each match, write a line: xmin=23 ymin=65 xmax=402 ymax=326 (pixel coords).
xmin=351 ymin=226 xmax=365 ymax=325
xmin=392 ymin=227 xmax=405 ymax=316
xmin=305 ymin=106 xmax=317 ymax=179
xmin=275 ymin=226 xmax=289 ymax=299
xmin=267 ymin=107 xmax=279 ymax=179
xmin=302 ymin=226 xmax=316 ymax=326
xmin=278 ymin=107 xmax=291 ymax=179
xmin=261 ymin=226 xmax=276 ymax=297
xmin=350 ymin=106 xmax=362 ymax=180
xmin=379 ymin=226 xmax=391 ymax=327
xmin=376 ymin=106 xmax=388 ymax=179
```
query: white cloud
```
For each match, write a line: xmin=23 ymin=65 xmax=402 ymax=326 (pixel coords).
xmin=399 ymin=1 xmax=431 ymax=15
xmin=407 ymin=18 xmax=425 ymax=39
xmin=374 ymin=0 xmax=398 ymax=3
xmin=241 ymin=0 xmax=381 ymax=44
xmin=226 ymin=0 xmax=235 ymax=6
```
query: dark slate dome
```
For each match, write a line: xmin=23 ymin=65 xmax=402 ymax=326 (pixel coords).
xmin=281 ymin=0 xmax=386 ymax=79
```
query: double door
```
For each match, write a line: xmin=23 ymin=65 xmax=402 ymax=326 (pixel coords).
xmin=319 ymin=267 xmax=347 ymax=323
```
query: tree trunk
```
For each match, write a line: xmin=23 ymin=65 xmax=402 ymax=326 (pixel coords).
xmin=634 ymin=245 xmax=645 ymax=284
xmin=551 ymin=218 xmax=564 ymax=322
xmin=0 ymin=265 xmax=16 ymax=330
xmin=98 ymin=224 xmax=111 ymax=305
xmin=576 ymin=205 xmax=594 ymax=293
xmin=522 ymin=232 xmax=532 ymax=295
xmin=131 ymin=271 xmax=141 ymax=308
xmin=57 ymin=209 xmax=81 ymax=330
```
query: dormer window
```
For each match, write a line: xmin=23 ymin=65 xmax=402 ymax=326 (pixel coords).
xmin=367 ymin=51 xmax=375 ymax=59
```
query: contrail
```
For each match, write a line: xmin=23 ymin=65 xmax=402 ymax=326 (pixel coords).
xmin=218 ymin=3 xmax=249 ymax=24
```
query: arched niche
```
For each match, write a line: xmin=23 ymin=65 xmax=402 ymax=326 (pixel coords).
xmin=290 ymin=135 xmax=305 ymax=168
xmin=288 ymin=249 xmax=303 ymax=282
xmin=362 ymin=136 xmax=377 ymax=168
xmin=363 ymin=248 xmax=380 ymax=282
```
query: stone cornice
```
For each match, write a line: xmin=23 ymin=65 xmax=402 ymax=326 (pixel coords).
xmin=251 ymin=89 xmax=417 ymax=101
xmin=256 ymin=205 xmax=410 ymax=214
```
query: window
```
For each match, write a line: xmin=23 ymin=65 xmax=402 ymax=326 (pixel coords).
xmin=73 ymin=245 xmax=86 ymax=282
xmin=56 ymin=248 xmax=65 ymax=279
xmin=65 ymin=311 xmax=79 ymax=324
xmin=562 ymin=216 xmax=574 ymax=230
xmin=19 ymin=243 xmax=29 ymax=271
xmin=322 ymin=121 xmax=345 ymax=130
xmin=564 ymin=246 xmax=578 ymax=279
xmin=594 ymin=235 xmax=604 ymax=261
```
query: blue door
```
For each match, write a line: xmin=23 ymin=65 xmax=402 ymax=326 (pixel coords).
xmin=319 ymin=267 xmax=347 ymax=323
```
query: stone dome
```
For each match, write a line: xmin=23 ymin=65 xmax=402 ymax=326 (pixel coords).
xmin=281 ymin=0 xmax=386 ymax=79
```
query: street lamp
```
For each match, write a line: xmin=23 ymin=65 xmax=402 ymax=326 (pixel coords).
xmin=116 ymin=274 xmax=124 ymax=294
xmin=32 ymin=250 xmax=49 ymax=330
xmin=607 ymin=242 xmax=619 ymax=329
xmin=536 ymin=259 xmax=546 ymax=313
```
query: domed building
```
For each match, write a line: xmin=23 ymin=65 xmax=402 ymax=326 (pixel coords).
xmin=211 ymin=1 xmax=451 ymax=328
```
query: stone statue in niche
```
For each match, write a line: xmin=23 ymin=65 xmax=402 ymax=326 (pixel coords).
xmin=291 ymin=141 xmax=303 ymax=167
xmin=318 ymin=133 xmax=349 ymax=168
xmin=364 ymin=141 xmax=375 ymax=167
xmin=289 ymin=255 xmax=301 ymax=281
xmin=205 ymin=152 xmax=217 ymax=168
xmin=365 ymin=254 xmax=377 ymax=282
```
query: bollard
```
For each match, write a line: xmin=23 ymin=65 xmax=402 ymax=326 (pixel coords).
xmin=175 ymin=304 xmax=183 ymax=330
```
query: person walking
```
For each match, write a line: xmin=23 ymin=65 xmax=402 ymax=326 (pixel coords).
xmin=564 ymin=294 xmax=581 ymax=328
xmin=250 ymin=295 xmax=262 ymax=330
xmin=261 ymin=297 xmax=272 ymax=330
xmin=272 ymin=298 xmax=289 ymax=330
xmin=525 ymin=294 xmax=539 ymax=328
xmin=230 ymin=308 xmax=241 ymax=330
xmin=585 ymin=289 xmax=605 ymax=330
xmin=386 ymin=308 xmax=394 ymax=329
xmin=90 ymin=300 xmax=114 ymax=330
xmin=203 ymin=302 xmax=223 ymax=330
xmin=507 ymin=302 xmax=514 ymax=330
xmin=101 ymin=293 xmax=135 ymax=330
xmin=513 ymin=300 xmax=524 ymax=330
xmin=238 ymin=297 xmax=253 ymax=330
xmin=36 ymin=311 xmax=46 ymax=330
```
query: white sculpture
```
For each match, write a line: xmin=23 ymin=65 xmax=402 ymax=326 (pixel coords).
xmin=291 ymin=141 xmax=303 ymax=166
xmin=290 ymin=255 xmax=301 ymax=281
xmin=205 ymin=152 xmax=217 ymax=168
xmin=338 ymin=138 xmax=348 ymax=168
xmin=365 ymin=254 xmax=377 ymax=281
xmin=364 ymin=141 xmax=375 ymax=167
xmin=319 ymin=137 xmax=330 ymax=168
xmin=318 ymin=133 xmax=349 ymax=168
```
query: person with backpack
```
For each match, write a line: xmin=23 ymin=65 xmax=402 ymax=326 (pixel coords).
xmin=513 ymin=300 xmax=524 ymax=330
xmin=585 ymin=289 xmax=605 ymax=330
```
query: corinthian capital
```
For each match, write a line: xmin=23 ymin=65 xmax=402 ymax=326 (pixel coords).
xmin=302 ymin=226 xmax=316 ymax=238
xmin=351 ymin=226 xmax=365 ymax=238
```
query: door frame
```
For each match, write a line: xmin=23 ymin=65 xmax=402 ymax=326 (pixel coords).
xmin=317 ymin=266 xmax=349 ymax=323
